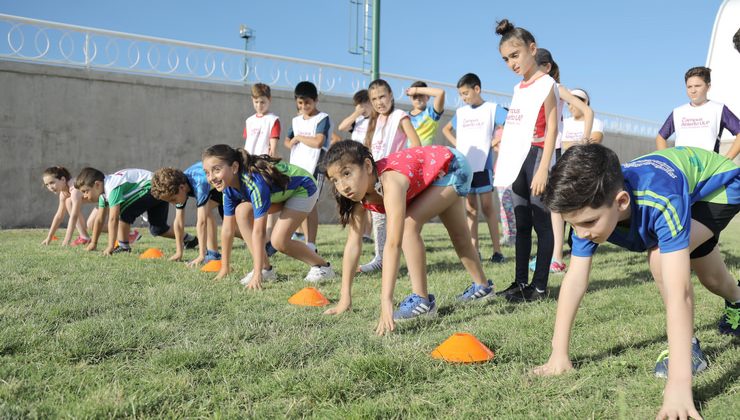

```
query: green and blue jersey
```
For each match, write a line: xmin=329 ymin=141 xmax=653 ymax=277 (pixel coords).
xmin=98 ymin=169 xmax=152 ymax=210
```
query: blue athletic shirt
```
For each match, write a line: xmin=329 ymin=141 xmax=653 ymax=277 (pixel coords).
xmin=222 ymin=161 xmax=317 ymax=218
xmin=177 ymin=162 xmax=213 ymax=209
xmin=572 ymin=147 xmax=739 ymax=257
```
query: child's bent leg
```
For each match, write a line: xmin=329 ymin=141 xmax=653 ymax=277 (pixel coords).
xmin=465 ymin=195 xmax=480 ymax=252
xmin=529 ymin=191 xmax=553 ymax=292
xmin=205 ymin=201 xmax=219 ymax=251
xmin=689 ymin=219 xmax=740 ymax=302
xmin=438 ymin=194 xmax=488 ymax=286
xmin=146 ymin=199 xmax=175 ymax=239
xmin=372 ymin=212 xmax=386 ymax=261
xmin=271 ymin=208 xmax=326 ymax=267
xmin=235 ymin=203 xmax=270 ymax=269
xmin=480 ymin=190 xmax=502 ymax=254
xmin=306 ymin=206 xmax=319 ymax=244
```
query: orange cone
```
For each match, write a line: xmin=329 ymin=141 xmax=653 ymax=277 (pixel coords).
xmin=200 ymin=260 xmax=222 ymax=272
xmin=51 ymin=235 xmax=59 ymax=241
xmin=288 ymin=287 xmax=330 ymax=307
xmin=431 ymin=332 xmax=494 ymax=363
xmin=139 ymin=247 xmax=164 ymax=259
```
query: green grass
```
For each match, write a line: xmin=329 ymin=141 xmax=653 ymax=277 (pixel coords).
xmin=1 ymin=222 xmax=738 ymax=418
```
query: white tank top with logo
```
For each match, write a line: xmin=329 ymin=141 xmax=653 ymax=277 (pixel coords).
xmin=455 ymin=102 xmax=498 ymax=172
xmin=672 ymin=101 xmax=724 ymax=151
xmin=289 ymin=112 xmax=330 ymax=174
xmin=244 ymin=113 xmax=279 ymax=155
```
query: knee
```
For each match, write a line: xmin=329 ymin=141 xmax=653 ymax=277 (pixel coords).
xmin=149 ymin=224 xmax=169 ymax=237
xmin=271 ymin=235 xmax=289 ymax=253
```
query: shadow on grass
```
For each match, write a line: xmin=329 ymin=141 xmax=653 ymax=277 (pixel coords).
xmin=694 ymin=340 xmax=740 ymax=404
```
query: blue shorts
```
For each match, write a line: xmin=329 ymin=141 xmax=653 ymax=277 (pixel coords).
xmin=469 ymin=169 xmax=494 ymax=194
xmin=432 ymin=147 xmax=472 ymax=196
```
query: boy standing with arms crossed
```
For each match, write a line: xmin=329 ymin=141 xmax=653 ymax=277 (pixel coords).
xmin=442 ymin=73 xmax=506 ymax=263
xmin=243 ymin=83 xmax=281 ymax=157
xmin=535 ymin=144 xmax=739 ymax=420
xmin=406 ymin=81 xmax=445 ymax=146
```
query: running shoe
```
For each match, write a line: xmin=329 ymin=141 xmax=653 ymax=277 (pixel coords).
xmin=183 ymin=235 xmax=199 ymax=250
xmin=457 ymin=280 xmax=495 ymax=302
xmin=358 ymin=257 xmax=382 ymax=273
xmin=204 ymin=249 xmax=221 ymax=263
xmin=654 ymin=337 xmax=708 ymax=378
xmin=505 ymin=284 xmax=547 ymax=303
xmin=393 ymin=293 xmax=437 ymax=321
xmin=489 ymin=252 xmax=505 ymax=263
xmin=304 ymin=264 xmax=335 ymax=283
xmin=362 ymin=235 xmax=374 ymax=244
xmin=550 ymin=260 xmax=567 ymax=274
xmin=497 ymin=281 xmax=522 ymax=297
xmin=240 ymin=267 xmax=277 ymax=285
xmin=129 ymin=229 xmax=142 ymax=244
xmin=718 ymin=295 xmax=740 ymax=336
xmin=291 ymin=232 xmax=305 ymax=241
xmin=265 ymin=241 xmax=278 ymax=257
xmin=111 ymin=246 xmax=131 ymax=254
xmin=71 ymin=236 xmax=91 ymax=246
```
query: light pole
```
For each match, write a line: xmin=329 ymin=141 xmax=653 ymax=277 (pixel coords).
xmin=239 ymin=24 xmax=254 ymax=83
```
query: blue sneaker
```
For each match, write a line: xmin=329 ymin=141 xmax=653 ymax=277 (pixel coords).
xmin=265 ymin=241 xmax=278 ymax=257
xmin=654 ymin=337 xmax=708 ymax=378
xmin=457 ymin=280 xmax=495 ymax=302
xmin=291 ymin=232 xmax=305 ymax=241
xmin=204 ymin=249 xmax=221 ymax=263
xmin=393 ymin=293 xmax=437 ymax=321
xmin=528 ymin=257 xmax=537 ymax=272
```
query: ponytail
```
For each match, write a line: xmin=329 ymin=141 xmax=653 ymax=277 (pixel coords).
xmin=203 ymin=144 xmax=289 ymax=190
xmin=43 ymin=166 xmax=71 ymax=182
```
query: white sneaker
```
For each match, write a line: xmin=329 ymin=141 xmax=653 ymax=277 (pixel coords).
xmin=306 ymin=242 xmax=318 ymax=254
xmin=359 ymin=257 xmax=382 ymax=273
xmin=239 ymin=267 xmax=277 ymax=285
xmin=304 ymin=264 xmax=335 ymax=283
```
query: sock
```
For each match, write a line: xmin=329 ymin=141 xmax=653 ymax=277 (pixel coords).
xmin=118 ymin=241 xmax=130 ymax=249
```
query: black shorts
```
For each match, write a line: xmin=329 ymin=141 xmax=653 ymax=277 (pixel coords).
xmin=689 ymin=201 xmax=739 ymax=259
xmin=208 ymin=189 xmax=224 ymax=219
xmin=119 ymin=192 xmax=170 ymax=236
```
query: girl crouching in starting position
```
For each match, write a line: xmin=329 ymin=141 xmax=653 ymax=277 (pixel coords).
xmin=323 ymin=140 xmax=495 ymax=335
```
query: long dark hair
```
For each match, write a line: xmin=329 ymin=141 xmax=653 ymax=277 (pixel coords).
xmin=202 ymin=144 xmax=289 ymax=190
xmin=321 ymin=140 xmax=376 ymax=227
xmin=364 ymin=79 xmax=395 ymax=149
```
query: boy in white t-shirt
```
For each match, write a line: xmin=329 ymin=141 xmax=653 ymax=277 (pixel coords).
xmin=243 ymin=83 xmax=280 ymax=157
xmin=284 ymin=81 xmax=331 ymax=253
xmin=655 ymin=66 xmax=740 ymax=159
xmin=442 ymin=73 xmax=506 ymax=263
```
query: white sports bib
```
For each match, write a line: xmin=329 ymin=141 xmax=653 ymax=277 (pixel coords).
xmin=244 ymin=113 xmax=279 ymax=155
xmin=370 ymin=109 xmax=408 ymax=160
xmin=289 ymin=112 xmax=330 ymax=174
xmin=455 ymin=102 xmax=498 ymax=172
xmin=672 ymin=101 xmax=723 ymax=151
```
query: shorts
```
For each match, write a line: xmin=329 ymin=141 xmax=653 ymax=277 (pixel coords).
xmin=689 ymin=201 xmax=739 ymax=259
xmin=283 ymin=190 xmax=319 ymax=214
xmin=432 ymin=147 xmax=472 ymax=196
xmin=312 ymin=167 xmax=325 ymax=197
xmin=208 ymin=189 xmax=225 ymax=219
xmin=119 ymin=192 xmax=170 ymax=236
xmin=469 ymin=169 xmax=494 ymax=194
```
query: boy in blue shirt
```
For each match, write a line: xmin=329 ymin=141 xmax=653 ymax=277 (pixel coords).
xmin=151 ymin=163 xmax=225 ymax=266
xmin=534 ymin=144 xmax=739 ymax=420
xmin=406 ymin=80 xmax=445 ymax=146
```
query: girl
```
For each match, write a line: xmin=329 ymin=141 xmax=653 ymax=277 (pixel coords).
xmin=492 ymin=19 xmax=558 ymax=302
xmin=323 ymin=140 xmax=494 ymax=336
xmin=201 ymin=144 xmax=334 ymax=288
xmin=358 ymin=79 xmax=422 ymax=273
xmin=41 ymin=166 xmax=90 ymax=247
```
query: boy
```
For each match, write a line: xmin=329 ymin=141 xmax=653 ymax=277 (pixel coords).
xmin=442 ymin=73 xmax=507 ymax=263
xmin=406 ymin=81 xmax=445 ymax=146
xmin=75 ymin=167 xmax=197 ymax=255
xmin=535 ymin=144 xmax=739 ymax=420
xmin=284 ymin=81 xmax=331 ymax=253
xmin=151 ymin=163 xmax=224 ymax=266
xmin=337 ymin=89 xmax=372 ymax=143
xmin=243 ymin=83 xmax=281 ymax=157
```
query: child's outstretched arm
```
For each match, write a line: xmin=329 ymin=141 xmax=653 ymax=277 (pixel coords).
xmin=169 ymin=208 xmax=186 ymax=261
xmin=725 ymin=132 xmax=740 ymax=160
xmin=42 ymin=194 xmax=68 ymax=245
xmin=375 ymin=172 xmax=409 ymax=336
xmin=655 ymin=248 xmax=701 ymax=420
xmin=103 ymin=204 xmax=121 ymax=255
xmin=531 ymin=88 xmax=558 ymax=196
xmin=400 ymin=118 xmax=421 ymax=148
xmin=559 ymin=86 xmax=595 ymax=141
xmin=532 ymin=254 xmax=593 ymax=375
xmin=338 ymin=105 xmax=365 ymax=132
xmin=187 ymin=205 xmax=210 ymax=267
xmin=324 ymin=204 xmax=367 ymax=315
xmin=406 ymin=86 xmax=446 ymax=115
xmin=244 ymin=214 xmax=268 ymax=290
xmin=63 ymin=189 xmax=87 ymax=246
xmin=442 ymin=121 xmax=457 ymax=146
xmin=86 ymin=204 xmax=105 ymax=251
xmin=216 ymin=215 xmax=236 ymax=280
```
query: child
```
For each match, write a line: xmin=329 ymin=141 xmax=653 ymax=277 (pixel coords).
xmin=441 ymin=73 xmax=506 ymax=263
xmin=493 ymin=19 xmax=559 ymax=302
xmin=561 ymin=89 xmax=603 ymax=147
xmin=322 ymin=140 xmax=495 ymax=335
xmin=284 ymin=81 xmax=331 ymax=253
xmin=337 ymin=89 xmax=372 ymax=143
xmin=406 ymin=81 xmax=445 ymax=146
xmin=201 ymin=144 xmax=334 ymax=287
xmin=151 ymin=162 xmax=225 ymax=266
xmin=75 ymin=168 xmax=190 ymax=255
xmin=535 ymin=144 xmax=739 ymax=420
xmin=41 ymin=166 xmax=90 ymax=246
xmin=244 ymin=83 xmax=281 ymax=157
xmin=655 ymin=66 xmax=739 ymax=159
xmin=358 ymin=79 xmax=422 ymax=273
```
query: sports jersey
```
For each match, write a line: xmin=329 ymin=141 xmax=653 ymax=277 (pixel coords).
xmin=370 ymin=109 xmax=410 ymax=160
xmin=178 ymin=162 xmax=213 ymax=209
xmin=561 ymin=117 xmax=605 ymax=146
xmin=222 ymin=161 xmax=317 ymax=219
xmin=243 ymin=113 xmax=280 ymax=155
xmin=409 ymin=103 xmax=442 ymax=146
xmin=451 ymin=102 xmax=507 ymax=172
xmin=658 ymin=101 xmax=740 ymax=153
xmin=98 ymin=169 xmax=152 ymax=209
xmin=288 ymin=112 xmax=331 ymax=174
xmin=351 ymin=116 xmax=370 ymax=143
xmin=572 ymin=147 xmax=740 ymax=257
xmin=362 ymin=145 xmax=455 ymax=214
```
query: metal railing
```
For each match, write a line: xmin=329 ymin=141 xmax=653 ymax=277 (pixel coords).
xmin=0 ymin=13 xmax=660 ymax=137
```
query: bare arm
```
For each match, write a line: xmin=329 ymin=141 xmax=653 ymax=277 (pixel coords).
xmin=724 ymin=133 xmax=740 ymax=160
xmin=245 ymin=214 xmax=268 ymax=290
xmin=400 ymin=118 xmax=421 ymax=148
xmin=187 ymin=205 xmax=209 ymax=266
xmin=655 ymin=134 xmax=669 ymax=151
xmin=42 ymin=194 xmax=67 ymax=245
xmin=169 ymin=207 xmax=185 ymax=261
xmin=560 ymin=86 xmax=594 ymax=139
xmin=442 ymin=121 xmax=456 ymax=146
xmin=406 ymin=86 xmax=446 ymax=114
xmin=63 ymin=190 xmax=85 ymax=246
xmin=268 ymin=137 xmax=279 ymax=158
xmin=293 ymin=134 xmax=325 ymax=149
xmin=338 ymin=105 xmax=365 ymax=132
xmin=531 ymin=88 xmax=558 ymax=196
xmin=215 ymin=215 xmax=236 ymax=280
xmin=86 ymin=205 xmax=105 ymax=251
xmin=103 ymin=205 xmax=121 ymax=255
xmin=324 ymin=204 xmax=366 ymax=315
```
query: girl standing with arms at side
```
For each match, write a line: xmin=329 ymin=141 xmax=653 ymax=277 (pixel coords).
xmin=202 ymin=144 xmax=335 ymax=288
xmin=358 ymin=79 xmax=422 ymax=273
xmin=323 ymin=140 xmax=494 ymax=335
xmin=41 ymin=166 xmax=91 ymax=247
xmin=493 ymin=19 xmax=559 ymax=303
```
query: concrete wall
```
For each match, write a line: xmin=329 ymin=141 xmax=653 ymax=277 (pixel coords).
xmin=1 ymin=60 xmax=685 ymax=229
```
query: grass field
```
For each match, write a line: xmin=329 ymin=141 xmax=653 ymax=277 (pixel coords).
xmin=1 ymin=222 xmax=738 ymax=418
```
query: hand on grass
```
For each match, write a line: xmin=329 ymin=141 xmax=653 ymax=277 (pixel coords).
xmin=214 ymin=266 xmax=229 ymax=281
xmin=41 ymin=238 xmax=51 ymax=246
xmin=245 ymin=277 xmax=263 ymax=290
xmin=168 ymin=252 xmax=183 ymax=262
xmin=375 ymin=300 xmax=395 ymax=336
xmin=85 ymin=243 xmax=97 ymax=252
xmin=531 ymin=168 xmax=548 ymax=196
xmin=186 ymin=255 xmax=205 ymax=268
xmin=102 ymin=246 xmax=113 ymax=256
xmin=531 ymin=355 xmax=573 ymax=376
xmin=655 ymin=382 xmax=702 ymax=420
xmin=323 ymin=299 xmax=351 ymax=315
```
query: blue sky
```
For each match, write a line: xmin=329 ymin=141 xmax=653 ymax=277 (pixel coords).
xmin=0 ymin=0 xmax=724 ymax=122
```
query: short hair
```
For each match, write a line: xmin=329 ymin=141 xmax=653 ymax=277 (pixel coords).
xmin=352 ymin=89 xmax=369 ymax=105
xmin=684 ymin=66 xmax=711 ymax=84
xmin=251 ymin=83 xmax=271 ymax=98
xmin=734 ymin=27 xmax=740 ymax=53
xmin=294 ymin=81 xmax=318 ymax=100
xmin=74 ymin=167 xmax=105 ymax=189
xmin=151 ymin=167 xmax=188 ymax=200
xmin=410 ymin=80 xmax=427 ymax=88
xmin=457 ymin=73 xmax=481 ymax=89
xmin=542 ymin=144 xmax=623 ymax=214
xmin=43 ymin=166 xmax=71 ymax=181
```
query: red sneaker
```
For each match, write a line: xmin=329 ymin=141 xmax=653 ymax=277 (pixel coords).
xmin=129 ymin=229 xmax=142 ymax=244
xmin=71 ymin=236 xmax=91 ymax=246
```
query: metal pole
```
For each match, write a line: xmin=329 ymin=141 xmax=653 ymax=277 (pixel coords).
xmin=371 ymin=0 xmax=380 ymax=81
